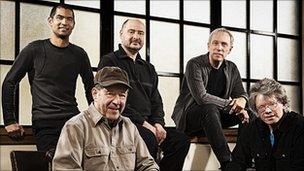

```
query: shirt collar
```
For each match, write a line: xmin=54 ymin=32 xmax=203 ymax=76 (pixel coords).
xmin=87 ymin=103 xmax=122 ymax=128
xmin=115 ymin=44 xmax=145 ymax=65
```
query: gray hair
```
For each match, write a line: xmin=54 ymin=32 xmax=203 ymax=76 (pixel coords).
xmin=249 ymin=78 xmax=290 ymax=113
xmin=208 ymin=28 xmax=234 ymax=47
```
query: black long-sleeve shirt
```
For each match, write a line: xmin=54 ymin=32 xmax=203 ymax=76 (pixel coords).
xmin=98 ymin=45 xmax=165 ymax=126
xmin=2 ymin=39 xmax=94 ymax=126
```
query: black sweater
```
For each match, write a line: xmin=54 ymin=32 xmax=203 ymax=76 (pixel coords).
xmin=2 ymin=39 xmax=94 ymax=126
xmin=98 ymin=45 xmax=165 ymax=126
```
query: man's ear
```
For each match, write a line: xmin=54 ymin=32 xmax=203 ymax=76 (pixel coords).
xmin=47 ymin=17 xmax=52 ymax=26
xmin=228 ymin=46 xmax=233 ymax=54
xmin=91 ymin=88 xmax=99 ymax=100
xmin=119 ymin=30 xmax=123 ymax=39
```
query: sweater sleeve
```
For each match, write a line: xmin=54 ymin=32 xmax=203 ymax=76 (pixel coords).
xmin=230 ymin=62 xmax=248 ymax=102
xmin=79 ymin=50 xmax=94 ymax=105
xmin=2 ymin=42 xmax=35 ymax=126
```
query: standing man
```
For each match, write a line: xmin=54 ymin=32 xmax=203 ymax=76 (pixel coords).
xmin=227 ymin=78 xmax=304 ymax=170
xmin=2 ymin=4 xmax=94 ymax=153
xmin=98 ymin=19 xmax=190 ymax=171
xmin=53 ymin=66 xmax=159 ymax=171
xmin=172 ymin=28 xmax=250 ymax=169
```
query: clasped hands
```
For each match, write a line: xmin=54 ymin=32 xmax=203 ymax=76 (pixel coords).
xmin=143 ymin=121 xmax=166 ymax=145
xmin=228 ymin=97 xmax=249 ymax=124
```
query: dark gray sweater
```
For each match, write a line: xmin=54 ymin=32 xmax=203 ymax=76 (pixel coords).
xmin=2 ymin=39 xmax=94 ymax=126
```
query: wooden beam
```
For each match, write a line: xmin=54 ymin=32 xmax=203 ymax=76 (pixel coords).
xmin=190 ymin=128 xmax=238 ymax=144
xmin=0 ymin=126 xmax=36 ymax=145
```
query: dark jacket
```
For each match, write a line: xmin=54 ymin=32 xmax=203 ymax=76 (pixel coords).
xmin=98 ymin=45 xmax=165 ymax=126
xmin=227 ymin=112 xmax=304 ymax=171
xmin=172 ymin=53 xmax=247 ymax=131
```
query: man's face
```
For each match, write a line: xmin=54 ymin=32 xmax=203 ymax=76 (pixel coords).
xmin=255 ymin=94 xmax=284 ymax=125
xmin=208 ymin=32 xmax=232 ymax=63
xmin=120 ymin=20 xmax=145 ymax=53
xmin=92 ymin=85 xmax=128 ymax=121
xmin=48 ymin=7 xmax=75 ymax=39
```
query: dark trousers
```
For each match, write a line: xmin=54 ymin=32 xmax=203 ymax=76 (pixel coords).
xmin=136 ymin=124 xmax=190 ymax=171
xmin=185 ymin=103 xmax=240 ymax=163
xmin=32 ymin=120 xmax=67 ymax=152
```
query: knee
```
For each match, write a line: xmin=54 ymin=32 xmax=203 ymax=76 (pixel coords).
xmin=140 ymin=128 xmax=158 ymax=147
xmin=168 ymin=130 xmax=190 ymax=150
xmin=200 ymin=104 xmax=221 ymax=120
xmin=203 ymin=104 xmax=219 ymax=113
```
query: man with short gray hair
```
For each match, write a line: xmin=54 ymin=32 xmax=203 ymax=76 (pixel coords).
xmin=173 ymin=28 xmax=250 ymax=169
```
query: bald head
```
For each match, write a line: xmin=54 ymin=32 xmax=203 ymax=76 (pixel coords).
xmin=120 ymin=19 xmax=145 ymax=32
xmin=119 ymin=19 xmax=145 ymax=56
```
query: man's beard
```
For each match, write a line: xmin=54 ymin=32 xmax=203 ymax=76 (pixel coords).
xmin=127 ymin=46 xmax=141 ymax=54
xmin=129 ymin=42 xmax=143 ymax=52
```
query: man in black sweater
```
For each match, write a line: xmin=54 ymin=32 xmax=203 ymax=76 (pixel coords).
xmin=98 ymin=19 xmax=190 ymax=171
xmin=2 ymin=4 xmax=94 ymax=153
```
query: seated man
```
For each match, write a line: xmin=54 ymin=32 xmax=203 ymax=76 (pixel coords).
xmin=172 ymin=28 xmax=250 ymax=169
xmin=98 ymin=19 xmax=190 ymax=171
xmin=227 ymin=78 xmax=304 ymax=170
xmin=53 ymin=66 xmax=159 ymax=171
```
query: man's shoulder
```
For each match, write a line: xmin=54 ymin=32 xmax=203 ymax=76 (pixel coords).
xmin=186 ymin=54 xmax=208 ymax=67
xmin=24 ymin=39 xmax=47 ymax=49
xmin=223 ymin=58 xmax=242 ymax=72
xmin=120 ymin=116 xmax=137 ymax=127
xmin=64 ymin=112 xmax=87 ymax=128
xmin=121 ymin=116 xmax=134 ymax=124
xmin=285 ymin=112 xmax=304 ymax=128
xmin=68 ymin=43 xmax=87 ymax=54
xmin=102 ymin=51 xmax=116 ymax=59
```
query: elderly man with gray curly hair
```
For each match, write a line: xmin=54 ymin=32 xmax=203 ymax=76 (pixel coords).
xmin=227 ymin=78 xmax=304 ymax=171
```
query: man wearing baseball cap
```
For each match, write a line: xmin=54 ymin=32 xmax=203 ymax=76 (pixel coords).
xmin=53 ymin=66 xmax=159 ymax=171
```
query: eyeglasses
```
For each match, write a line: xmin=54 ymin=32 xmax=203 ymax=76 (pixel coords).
xmin=256 ymin=101 xmax=279 ymax=113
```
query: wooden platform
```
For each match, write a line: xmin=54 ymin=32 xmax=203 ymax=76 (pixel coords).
xmin=0 ymin=126 xmax=36 ymax=145
xmin=0 ymin=126 xmax=238 ymax=145
xmin=190 ymin=128 xmax=238 ymax=144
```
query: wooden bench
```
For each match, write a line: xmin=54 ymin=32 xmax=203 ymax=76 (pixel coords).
xmin=190 ymin=128 xmax=238 ymax=144
xmin=0 ymin=126 xmax=36 ymax=145
xmin=0 ymin=126 xmax=239 ymax=145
